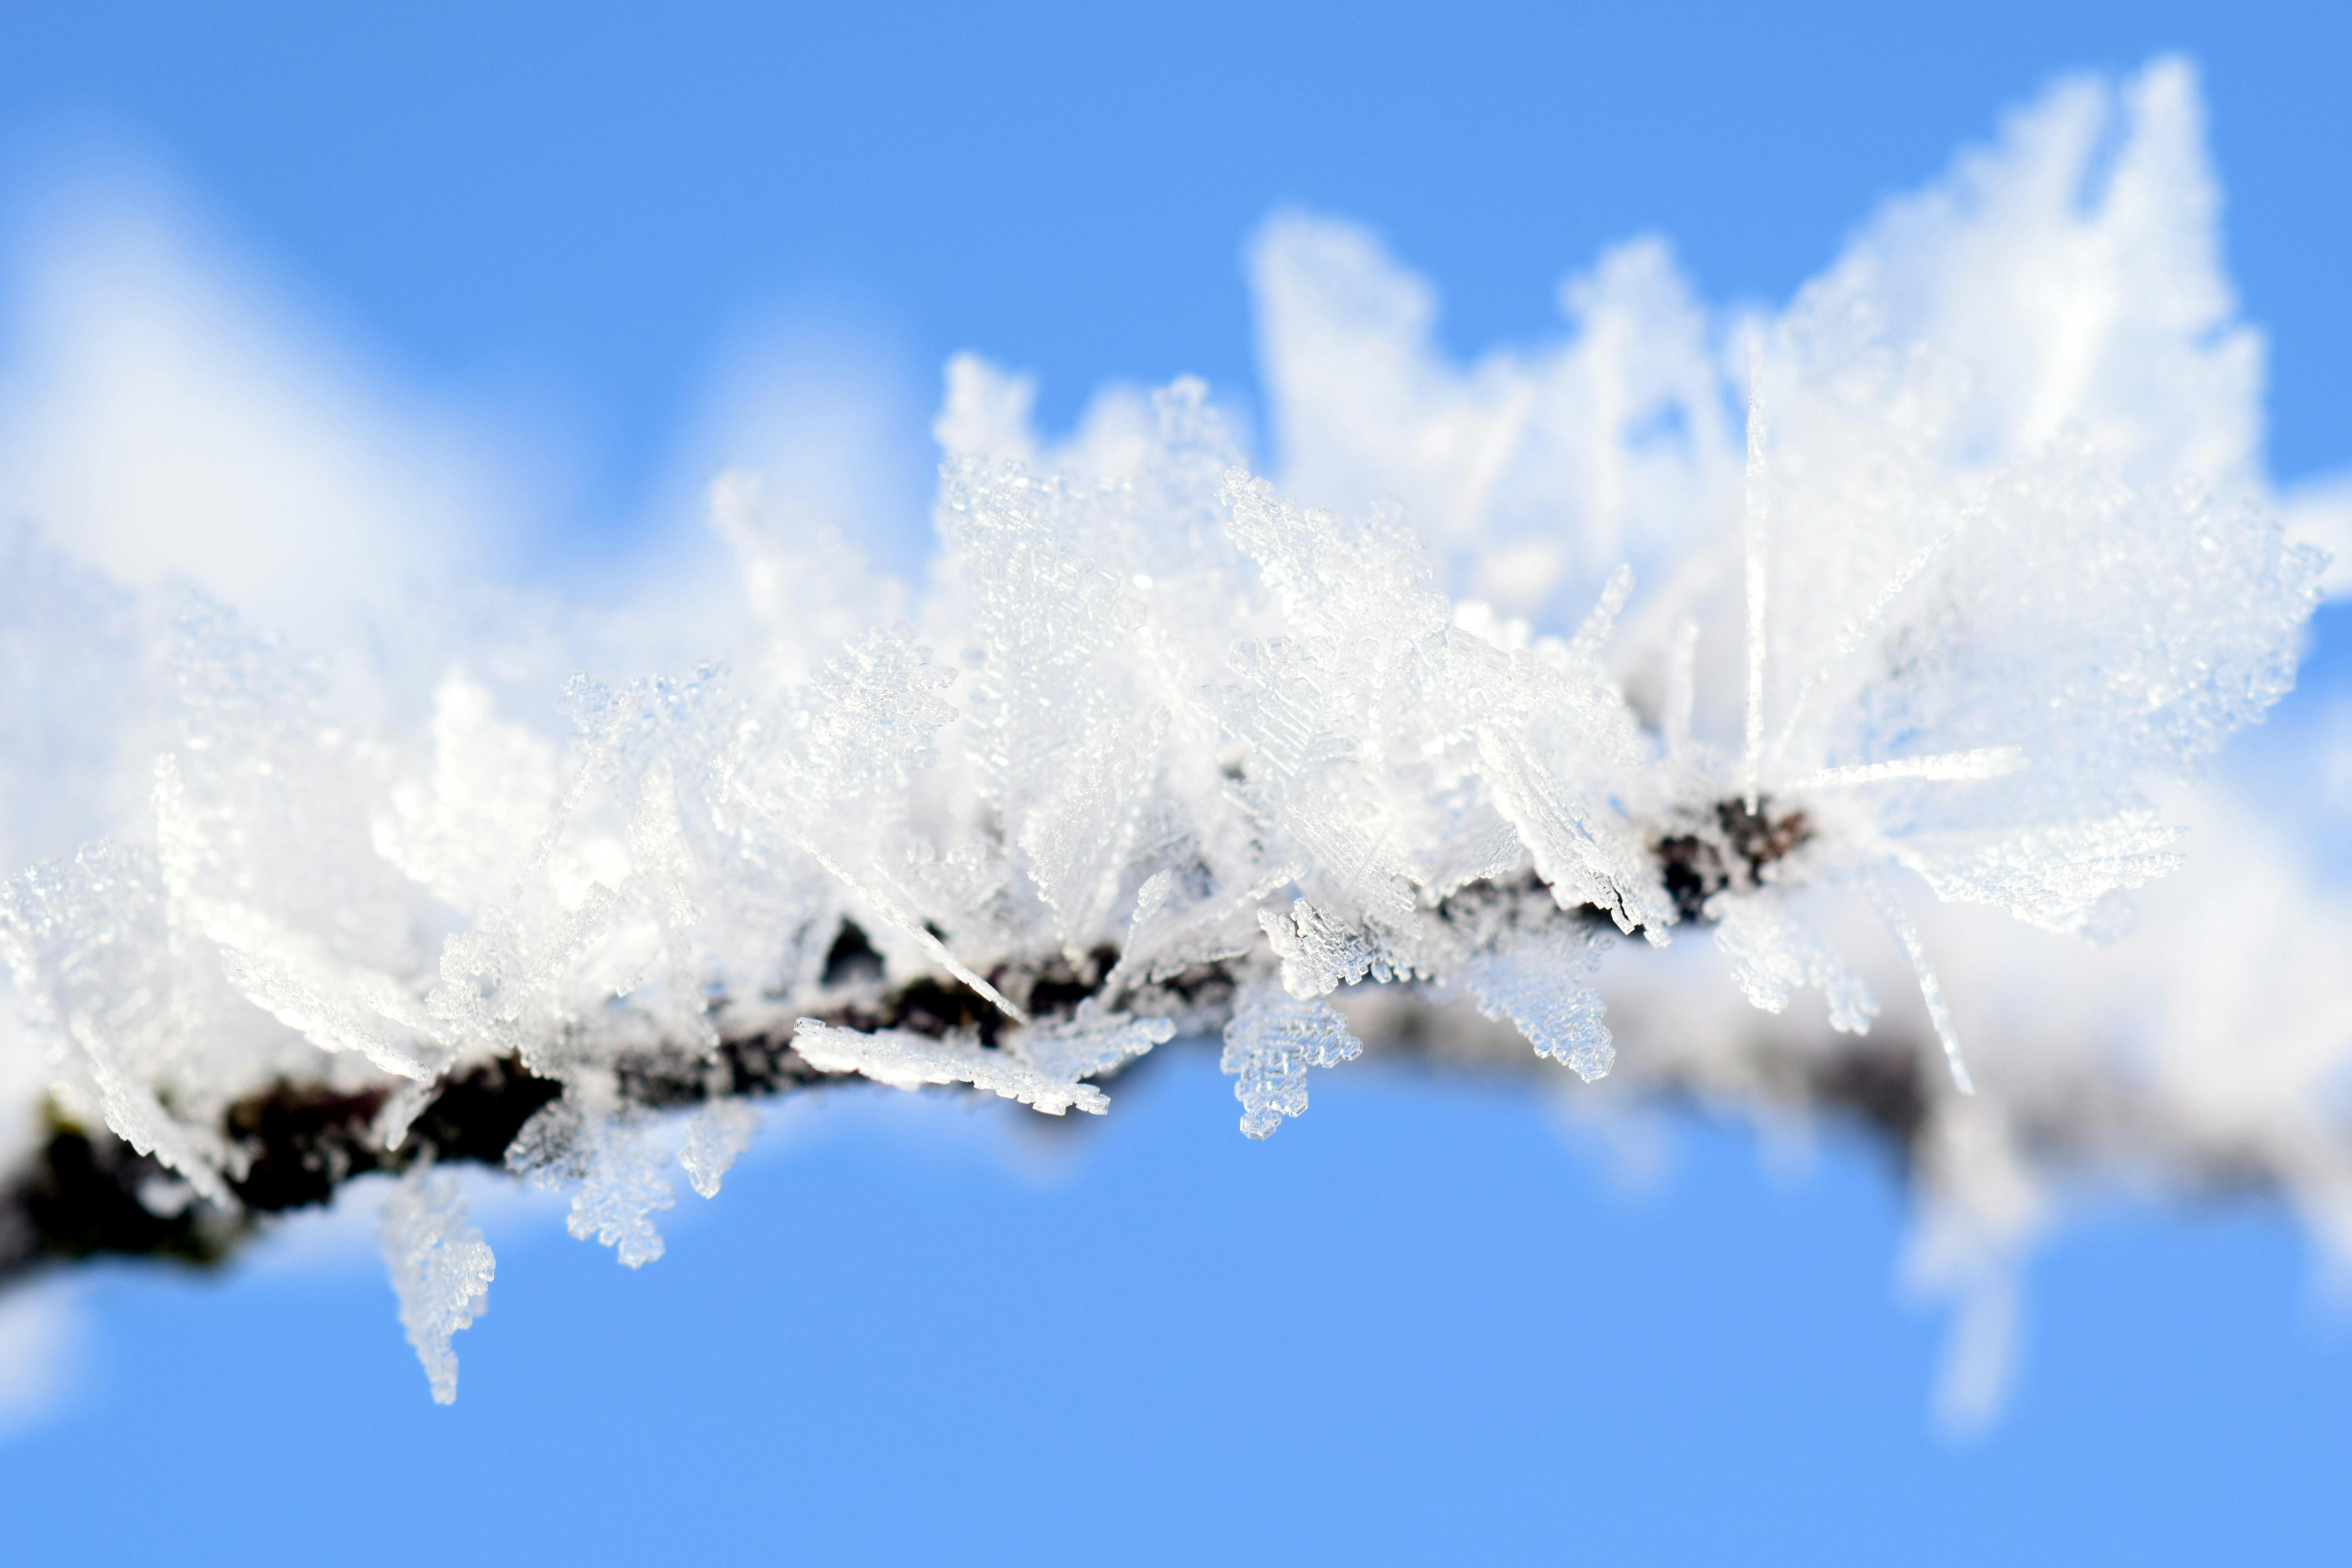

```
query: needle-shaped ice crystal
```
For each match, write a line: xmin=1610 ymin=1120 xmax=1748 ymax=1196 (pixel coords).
xmin=793 ymin=1018 xmax=1121 ymax=1116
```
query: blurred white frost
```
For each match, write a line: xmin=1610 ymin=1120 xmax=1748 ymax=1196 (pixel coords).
xmin=1245 ymin=56 xmax=2348 ymax=1427
xmin=0 ymin=172 xmax=521 ymax=651
xmin=0 ymin=56 xmax=2344 ymax=1427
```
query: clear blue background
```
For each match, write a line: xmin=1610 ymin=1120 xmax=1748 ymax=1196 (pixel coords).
xmin=1 ymin=4 xmax=2347 ymax=1561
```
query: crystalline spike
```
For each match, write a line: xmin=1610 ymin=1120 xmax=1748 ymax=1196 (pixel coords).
xmin=1567 ymin=564 xmax=1635 ymax=662
xmin=680 ymin=1100 xmax=761 ymax=1200
xmin=505 ymin=1093 xmax=676 ymax=1269
xmin=1218 ymin=979 xmax=1362 ymax=1139
xmin=1709 ymin=889 xmax=1880 ymax=1036
xmin=0 ymin=842 xmax=235 ymax=1205
xmin=1740 ymin=341 xmax=1771 ymax=815
xmin=791 ymin=1018 xmax=1114 ymax=1116
xmin=936 ymin=459 xmax=1172 ymax=946
xmin=1764 ymin=526 xmax=1956 ymax=775
xmin=1250 ymin=216 xmax=1733 ymax=619
xmin=1863 ymin=874 xmax=1976 ymax=1096
xmin=1002 ymin=998 xmax=1173 ymax=1087
xmin=1470 ymin=718 xmax=1673 ymax=940
xmin=1663 ymin=616 xmax=1699 ymax=762
xmin=1259 ymin=898 xmax=1387 ymax=998
xmin=567 ymin=1132 xmax=676 ymax=1269
xmin=372 ymin=671 xmax=563 ymax=916
xmin=1790 ymin=748 xmax=2026 ymax=790
xmin=378 ymin=1165 xmax=495 ymax=1405
xmin=1462 ymin=923 xmax=1617 ymax=1082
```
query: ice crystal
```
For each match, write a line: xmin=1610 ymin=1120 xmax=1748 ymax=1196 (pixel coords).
xmin=1710 ymin=889 xmax=1880 ymax=1038
xmin=1004 ymin=1000 xmax=1176 ymax=1087
xmin=1219 ymin=980 xmax=1364 ymax=1140
xmin=507 ymin=1093 xmax=677 ymax=1269
xmin=0 ymin=57 xmax=2343 ymax=1421
xmin=680 ymin=1100 xmax=761 ymax=1199
xmin=1461 ymin=921 xmax=1616 ymax=1082
xmin=378 ymin=1166 xmax=495 ymax=1404
xmin=793 ymin=1014 xmax=1161 ymax=1116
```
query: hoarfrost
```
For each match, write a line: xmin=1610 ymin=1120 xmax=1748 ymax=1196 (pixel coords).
xmin=0 ymin=842 xmax=234 ymax=1204
xmin=378 ymin=1165 xmax=495 ymax=1404
xmin=1220 ymin=980 xmax=1363 ymax=1139
xmin=0 ymin=56 xmax=2341 ymax=1426
xmin=506 ymin=1093 xmax=676 ymax=1269
xmin=1896 ymin=812 xmax=2185 ymax=938
xmin=1260 ymin=898 xmax=1390 ymax=998
xmin=680 ymin=1100 xmax=761 ymax=1200
xmin=567 ymin=1136 xmax=677 ymax=1269
xmin=1461 ymin=922 xmax=1616 ymax=1082
xmin=793 ymin=1017 xmax=1129 ymax=1116
xmin=1004 ymin=1000 xmax=1174 ymax=1087
xmin=1710 ymin=891 xmax=1880 ymax=1038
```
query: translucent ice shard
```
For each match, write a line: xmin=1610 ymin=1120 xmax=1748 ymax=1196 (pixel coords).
xmin=1709 ymin=889 xmax=1879 ymax=1036
xmin=1259 ymin=898 xmax=1388 ymax=998
xmin=1251 ymin=217 xmax=1735 ymax=623
xmin=680 ymin=1100 xmax=762 ymax=1200
xmin=1462 ymin=922 xmax=1617 ymax=1082
xmin=372 ymin=671 xmax=564 ymax=917
xmin=937 ymin=461 xmax=1172 ymax=947
xmin=378 ymin=1165 xmax=495 ymax=1404
xmin=0 ymin=842 xmax=234 ymax=1204
xmin=1896 ymin=813 xmax=2185 ymax=938
xmin=568 ymin=1133 xmax=677 ymax=1269
xmin=1219 ymin=978 xmax=1363 ymax=1139
xmin=793 ymin=1017 xmax=1117 ymax=1116
xmin=505 ymin=1093 xmax=676 ymax=1269
xmin=1002 ymin=999 xmax=1173 ymax=1089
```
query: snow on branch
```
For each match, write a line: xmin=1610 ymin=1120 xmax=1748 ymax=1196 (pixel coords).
xmin=0 ymin=58 xmax=2345 ymax=1423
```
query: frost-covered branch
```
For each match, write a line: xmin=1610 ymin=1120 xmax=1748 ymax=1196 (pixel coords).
xmin=0 ymin=58 xmax=2347 ymax=1425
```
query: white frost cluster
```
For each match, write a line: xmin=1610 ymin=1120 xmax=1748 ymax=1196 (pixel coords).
xmin=0 ymin=57 xmax=2345 ymax=1414
xmin=377 ymin=1165 xmax=494 ymax=1404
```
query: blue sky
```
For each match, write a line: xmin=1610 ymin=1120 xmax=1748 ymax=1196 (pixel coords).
xmin=9 ymin=1066 xmax=2350 ymax=1563
xmin=6 ymin=2 xmax=2348 ymax=530
xmin=0 ymin=3 xmax=2347 ymax=1561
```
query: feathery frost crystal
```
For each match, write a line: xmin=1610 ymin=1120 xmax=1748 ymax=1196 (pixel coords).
xmin=378 ymin=1166 xmax=494 ymax=1404
xmin=0 ymin=58 xmax=2344 ymax=1421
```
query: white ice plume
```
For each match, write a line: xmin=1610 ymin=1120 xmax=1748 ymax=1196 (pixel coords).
xmin=0 ymin=58 xmax=2342 ymax=1425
